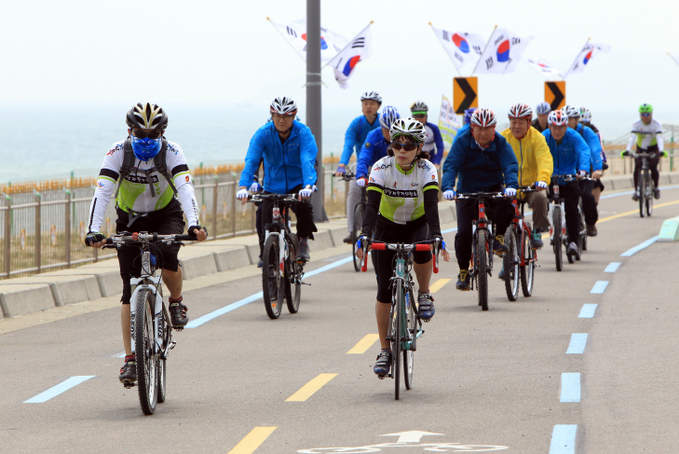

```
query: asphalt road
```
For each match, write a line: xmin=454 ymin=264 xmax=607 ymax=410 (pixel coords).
xmin=2 ymin=186 xmax=678 ymax=454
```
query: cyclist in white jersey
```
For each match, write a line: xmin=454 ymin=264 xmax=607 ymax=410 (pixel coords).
xmin=85 ymin=103 xmax=207 ymax=384
xmin=356 ymin=118 xmax=450 ymax=378
xmin=622 ymin=103 xmax=667 ymax=200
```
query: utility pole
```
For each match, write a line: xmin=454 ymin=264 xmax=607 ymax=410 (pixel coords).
xmin=306 ymin=0 xmax=327 ymax=222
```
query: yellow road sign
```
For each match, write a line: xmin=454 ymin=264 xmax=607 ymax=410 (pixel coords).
xmin=545 ymin=81 xmax=566 ymax=110
xmin=453 ymin=77 xmax=478 ymax=114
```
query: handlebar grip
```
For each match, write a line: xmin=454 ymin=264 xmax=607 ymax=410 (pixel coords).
xmin=175 ymin=234 xmax=196 ymax=241
xmin=415 ymin=244 xmax=431 ymax=252
xmin=361 ymin=251 xmax=368 ymax=272
xmin=105 ymin=238 xmax=113 ymax=245
xmin=371 ymin=243 xmax=386 ymax=250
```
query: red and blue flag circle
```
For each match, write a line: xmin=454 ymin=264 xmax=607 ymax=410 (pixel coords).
xmin=583 ymin=50 xmax=593 ymax=65
xmin=301 ymin=33 xmax=328 ymax=50
xmin=452 ymin=33 xmax=470 ymax=53
xmin=497 ymin=40 xmax=510 ymax=62
xmin=342 ymin=55 xmax=361 ymax=76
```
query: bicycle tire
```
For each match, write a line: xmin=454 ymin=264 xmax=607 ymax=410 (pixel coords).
xmin=579 ymin=205 xmax=587 ymax=253
xmin=393 ymin=282 xmax=402 ymax=400
xmin=262 ymin=234 xmax=283 ymax=319
xmin=403 ymin=288 xmax=416 ymax=390
xmin=135 ymin=288 xmax=157 ymax=415
xmin=352 ymin=203 xmax=365 ymax=272
xmin=477 ymin=230 xmax=489 ymax=311
xmin=520 ymin=226 xmax=534 ymax=297
xmin=639 ymin=172 xmax=646 ymax=218
xmin=646 ymin=172 xmax=654 ymax=217
xmin=503 ymin=226 xmax=519 ymax=302
xmin=156 ymin=308 xmax=167 ymax=404
xmin=553 ymin=206 xmax=563 ymax=272
xmin=285 ymin=233 xmax=301 ymax=314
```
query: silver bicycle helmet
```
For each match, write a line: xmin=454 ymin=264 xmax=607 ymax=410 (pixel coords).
xmin=390 ymin=117 xmax=427 ymax=143
xmin=270 ymin=97 xmax=298 ymax=116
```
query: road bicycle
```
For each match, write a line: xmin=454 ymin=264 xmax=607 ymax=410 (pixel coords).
xmin=250 ymin=193 xmax=306 ymax=319
xmin=502 ymin=187 xmax=539 ymax=301
xmin=338 ymin=172 xmax=368 ymax=272
xmin=548 ymin=175 xmax=586 ymax=270
xmin=104 ymin=232 xmax=196 ymax=415
xmin=456 ymin=192 xmax=507 ymax=311
xmin=359 ymin=238 xmax=443 ymax=400
xmin=625 ymin=151 xmax=657 ymax=218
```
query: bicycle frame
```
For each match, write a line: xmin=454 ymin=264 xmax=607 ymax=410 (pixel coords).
xmin=510 ymin=198 xmax=536 ymax=267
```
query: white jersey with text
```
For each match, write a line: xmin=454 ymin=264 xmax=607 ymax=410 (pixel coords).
xmin=628 ymin=118 xmax=663 ymax=151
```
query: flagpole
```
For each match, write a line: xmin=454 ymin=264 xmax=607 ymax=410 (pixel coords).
xmin=266 ymin=17 xmax=307 ymax=63
xmin=668 ymin=51 xmax=679 ymax=69
xmin=323 ymin=21 xmax=373 ymax=70
xmin=429 ymin=22 xmax=463 ymax=77
xmin=563 ymin=37 xmax=590 ymax=80
xmin=472 ymin=24 xmax=497 ymax=76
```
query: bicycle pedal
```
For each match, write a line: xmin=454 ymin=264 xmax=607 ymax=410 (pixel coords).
xmin=173 ymin=327 xmax=184 ymax=332
xmin=122 ymin=382 xmax=136 ymax=389
xmin=169 ymin=340 xmax=177 ymax=350
xmin=301 ymin=280 xmax=311 ymax=286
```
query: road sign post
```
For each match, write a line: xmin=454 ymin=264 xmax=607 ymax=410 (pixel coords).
xmin=453 ymin=77 xmax=478 ymax=114
xmin=545 ymin=81 xmax=566 ymax=111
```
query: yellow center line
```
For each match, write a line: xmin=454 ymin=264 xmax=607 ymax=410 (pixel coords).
xmin=429 ymin=278 xmax=451 ymax=294
xmin=227 ymin=426 xmax=277 ymax=454
xmin=347 ymin=334 xmax=379 ymax=354
xmin=286 ymin=373 xmax=337 ymax=402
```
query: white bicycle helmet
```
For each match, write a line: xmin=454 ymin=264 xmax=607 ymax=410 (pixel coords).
xmin=548 ymin=110 xmax=568 ymax=126
xmin=360 ymin=91 xmax=382 ymax=104
xmin=270 ymin=97 xmax=297 ymax=116
xmin=379 ymin=106 xmax=401 ymax=129
xmin=390 ymin=118 xmax=427 ymax=143
xmin=470 ymin=108 xmax=497 ymax=127
xmin=535 ymin=102 xmax=551 ymax=115
xmin=562 ymin=104 xmax=580 ymax=119
xmin=126 ymin=103 xmax=168 ymax=130
xmin=508 ymin=103 xmax=533 ymax=119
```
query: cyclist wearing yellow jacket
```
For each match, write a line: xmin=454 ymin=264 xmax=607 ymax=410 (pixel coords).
xmin=500 ymin=103 xmax=553 ymax=248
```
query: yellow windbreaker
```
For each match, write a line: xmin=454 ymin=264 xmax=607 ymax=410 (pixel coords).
xmin=500 ymin=126 xmax=553 ymax=191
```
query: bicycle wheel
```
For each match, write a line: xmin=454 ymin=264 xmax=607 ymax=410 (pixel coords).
xmin=520 ymin=227 xmax=534 ymax=297
xmin=403 ymin=288 xmax=416 ymax=390
xmin=352 ymin=203 xmax=365 ymax=272
xmin=646 ymin=172 xmax=654 ymax=217
xmin=639 ymin=173 xmax=646 ymax=218
xmin=156 ymin=307 xmax=167 ymax=404
xmin=476 ymin=230 xmax=489 ymax=311
xmin=135 ymin=289 xmax=157 ymax=415
xmin=262 ymin=234 xmax=283 ymax=319
xmin=579 ymin=205 xmax=587 ymax=253
xmin=553 ymin=206 xmax=563 ymax=272
xmin=285 ymin=233 xmax=301 ymax=314
xmin=503 ymin=226 xmax=520 ymax=302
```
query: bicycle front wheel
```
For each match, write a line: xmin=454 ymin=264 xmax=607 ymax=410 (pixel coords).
xmin=503 ymin=226 xmax=519 ymax=302
xmin=553 ymin=206 xmax=563 ymax=272
xmin=520 ymin=226 xmax=535 ymax=297
xmin=135 ymin=289 xmax=158 ymax=415
xmin=403 ymin=288 xmax=416 ymax=390
xmin=476 ymin=230 xmax=489 ymax=311
xmin=156 ymin=308 xmax=167 ymax=404
xmin=352 ymin=203 xmax=365 ymax=272
xmin=262 ymin=234 xmax=283 ymax=319
xmin=646 ymin=173 xmax=654 ymax=217
xmin=639 ymin=173 xmax=646 ymax=218
xmin=389 ymin=286 xmax=401 ymax=400
xmin=285 ymin=234 xmax=301 ymax=314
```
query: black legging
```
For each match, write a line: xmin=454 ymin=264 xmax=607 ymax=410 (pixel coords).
xmin=633 ymin=146 xmax=661 ymax=190
xmin=578 ymin=179 xmax=598 ymax=226
xmin=550 ymin=181 xmax=581 ymax=244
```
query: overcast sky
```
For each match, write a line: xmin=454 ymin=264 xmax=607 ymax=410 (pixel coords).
xmin=1 ymin=0 xmax=679 ymax=140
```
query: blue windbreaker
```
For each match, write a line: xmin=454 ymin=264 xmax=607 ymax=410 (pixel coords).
xmin=340 ymin=114 xmax=380 ymax=165
xmin=239 ymin=121 xmax=318 ymax=193
xmin=355 ymin=128 xmax=389 ymax=179
xmin=441 ymin=127 xmax=518 ymax=193
xmin=542 ymin=128 xmax=590 ymax=181
xmin=574 ymin=123 xmax=603 ymax=172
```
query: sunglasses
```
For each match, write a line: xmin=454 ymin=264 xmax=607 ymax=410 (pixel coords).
xmin=391 ymin=142 xmax=419 ymax=151
xmin=641 ymin=113 xmax=651 ymax=117
xmin=132 ymin=129 xmax=163 ymax=139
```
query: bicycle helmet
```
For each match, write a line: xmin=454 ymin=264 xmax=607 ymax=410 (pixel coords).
xmin=463 ymin=107 xmax=478 ymax=125
xmin=360 ymin=91 xmax=382 ymax=104
xmin=579 ymin=107 xmax=592 ymax=123
xmin=535 ymin=102 xmax=551 ymax=115
xmin=410 ymin=101 xmax=428 ymax=114
xmin=126 ymin=103 xmax=168 ymax=130
xmin=470 ymin=108 xmax=497 ymax=128
xmin=390 ymin=117 xmax=427 ymax=143
xmin=562 ymin=104 xmax=580 ymax=119
xmin=548 ymin=110 xmax=568 ymax=126
xmin=270 ymin=96 xmax=297 ymax=116
xmin=379 ymin=105 xmax=401 ymax=129
xmin=508 ymin=103 xmax=533 ymax=119
xmin=639 ymin=103 xmax=653 ymax=114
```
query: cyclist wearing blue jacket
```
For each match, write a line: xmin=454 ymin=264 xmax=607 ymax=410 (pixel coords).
xmin=441 ymin=109 xmax=519 ymax=290
xmin=542 ymin=110 xmax=590 ymax=260
xmin=410 ymin=101 xmax=445 ymax=165
xmin=335 ymin=92 xmax=382 ymax=243
xmin=237 ymin=97 xmax=318 ymax=261
xmin=355 ymin=106 xmax=401 ymax=185
xmin=564 ymin=105 xmax=602 ymax=237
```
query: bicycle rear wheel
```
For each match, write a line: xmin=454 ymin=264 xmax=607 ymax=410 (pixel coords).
xmin=352 ymin=203 xmax=365 ymax=272
xmin=284 ymin=234 xmax=301 ymax=313
xmin=135 ymin=289 xmax=157 ymax=415
xmin=156 ymin=308 xmax=167 ymax=404
xmin=403 ymin=288 xmax=416 ymax=390
xmin=553 ymin=206 xmax=563 ymax=272
xmin=503 ymin=226 xmax=519 ymax=302
xmin=639 ymin=173 xmax=646 ymax=218
xmin=262 ymin=234 xmax=283 ymax=319
xmin=520 ymin=226 xmax=535 ymax=297
xmin=476 ymin=230 xmax=489 ymax=311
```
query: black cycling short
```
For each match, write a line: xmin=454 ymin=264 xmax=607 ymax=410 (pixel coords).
xmin=115 ymin=198 xmax=185 ymax=304
xmin=372 ymin=216 xmax=431 ymax=304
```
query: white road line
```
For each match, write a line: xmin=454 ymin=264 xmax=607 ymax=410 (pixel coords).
xmin=604 ymin=262 xmax=621 ymax=273
xmin=566 ymin=333 xmax=588 ymax=354
xmin=590 ymin=281 xmax=609 ymax=294
xmin=24 ymin=376 xmax=96 ymax=403
xmin=560 ymin=373 xmax=581 ymax=402
xmin=578 ymin=304 xmax=598 ymax=318
xmin=621 ymin=236 xmax=659 ymax=257
xmin=549 ymin=425 xmax=577 ymax=454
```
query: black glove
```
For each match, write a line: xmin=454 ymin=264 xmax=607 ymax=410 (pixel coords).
xmin=85 ymin=232 xmax=105 ymax=246
xmin=188 ymin=225 xmax=208 ymax=239
xmin=602 ymin=162 xmax=609 ymax=171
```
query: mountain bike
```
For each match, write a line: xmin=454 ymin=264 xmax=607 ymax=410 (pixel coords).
xmin=104 ymin=232 xmax=196 ymax=415
xmin=456 ymin=192 xmax=507 ymax=311
xmin=359 ymin=238 xmax=443 ymax=400
xmin=626 ymin=151 xmax=656 ymax=218
xmin=250 ymin=193 xmax=306 ymax=319
xmin=549 ymin=174 xmax=586 ymax=269
xmin=503 ymin=187 xmax=538 ymax=301
xmin=338 ymin=172 xmax=368 ymax=272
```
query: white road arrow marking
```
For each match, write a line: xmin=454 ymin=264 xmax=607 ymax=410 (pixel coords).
xmin=379 ymin=431 xmax=444 ymax=443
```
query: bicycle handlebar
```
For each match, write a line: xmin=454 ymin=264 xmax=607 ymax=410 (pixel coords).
xmin=102 ymin=232 xmax=197 ymax=248
xmin=360 ymin=239 xmax=443 ymax=274
xmin=248 ymin=193 xmax=298 ymax=204
xmin=455 ymin=192 xmax=505 ymax=200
